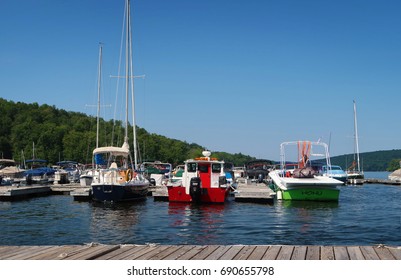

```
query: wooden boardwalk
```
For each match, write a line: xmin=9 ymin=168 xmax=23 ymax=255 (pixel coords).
xmin=1 ymin=244 xmax=400 ymax=260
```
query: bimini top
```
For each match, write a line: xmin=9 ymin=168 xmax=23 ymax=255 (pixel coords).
xmin=92 ymin=141 xmax=130 ymax=157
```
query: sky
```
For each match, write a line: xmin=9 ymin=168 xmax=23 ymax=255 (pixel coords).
xmin=1 ymin=0 xmax=401 ymax=161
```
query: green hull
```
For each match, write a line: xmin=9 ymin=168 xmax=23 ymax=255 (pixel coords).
xmin=279 ymin=188 xmax=340 ymax=201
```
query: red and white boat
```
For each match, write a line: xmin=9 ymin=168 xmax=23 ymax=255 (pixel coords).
xmin=167 ymin=151 xmax=230 ymax=203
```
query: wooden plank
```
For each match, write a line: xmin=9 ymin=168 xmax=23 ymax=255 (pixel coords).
xmin=388 ymin=247 xmax=401 ymax=260
xmin=62 ymin=245 xmax=120 ymax=260
xmin=333 ymin=246 xmax=349 ymax=260
xmin=30 ymin=246 xmax=82 ymax=260
xmin=248 ymin=246 xmax=269 ymax=260
xmin=163 ymin=246 xmax=196 ymax=260
xmin=205 ymin=246 xmax=232 ymax=260
xmin=218 ymin=246 xmax=244 ymax=260
xmin=291 ymin=246 xmax=307 ymax=260
xmin=347 ymin=246 xmax=365 ymax=260
xmin=97 ymin=245 xmax=143 ymax=260
xmin=0 ymin=246 xmax=36 ymax=259
xmin=176 ymin=246 xmax=208 ymax=260
xmin=262 ymin=246 xmax=281 ymax=260
xmin=135 ymin=245 xmax=173 ymax=260
xmin=276 ymin=246 xmax=294 ymax=260
xmin=191 ymin=245 xmax=220 ymax=260
xmin=232 ymin=245 xmax=256 ymax=260
xmin=374 ymin=246 xmax=396 ymax=260
xmin=120 ymin=245 xmax=161 ymax=260
xmin=320 ymin=246 xmax=335 ymax=260
xmin=6 ymin=246 xmax=56 ymax=260
xmin=149 ymin=246 xmax=184 ymax=260
xmin=360 ymin=246 xmax=380 ymax=260
xmin=306 ymin=246 xmax=320 ymax=260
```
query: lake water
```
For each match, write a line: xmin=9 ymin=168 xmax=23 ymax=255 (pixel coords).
xmin=1 ymin=172 xmax=400 ymax=246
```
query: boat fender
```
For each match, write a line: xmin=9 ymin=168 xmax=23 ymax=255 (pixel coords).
xmin=125 ymin=169 xmax=132 ymax=181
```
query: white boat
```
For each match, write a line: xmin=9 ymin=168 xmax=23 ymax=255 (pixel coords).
xmin=347 ymin=101 xmax=364 ymax=185
xmin=322 ymin=165 xmax=347 ymax=184
xmin=269 ymin=141 xmax=342 ymax=201
xmin=90 ymin=0 xmax=149 ymax=202
xmin=0 ymin=159 xmax=25 ymax=185
xmin=141 ymin=161 xmax=172 ymax=186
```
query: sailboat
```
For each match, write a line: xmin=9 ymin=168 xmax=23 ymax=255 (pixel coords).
xmin=91 ymin=0 xmax=149 ymax=202
xmin=347 ymin=100 xmax=364 ymax=185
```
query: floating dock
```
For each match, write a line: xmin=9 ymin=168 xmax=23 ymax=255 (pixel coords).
xmin=0 ymin=185 xmax=52 ymax=200
xmin=0 ymin=244 xmax=400 ymax=260
xmin=233 ymin=178 xmax=275 ymax=204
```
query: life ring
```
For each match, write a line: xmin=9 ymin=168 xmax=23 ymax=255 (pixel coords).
xmin=125 ymin=169 xmax=132 ymax=181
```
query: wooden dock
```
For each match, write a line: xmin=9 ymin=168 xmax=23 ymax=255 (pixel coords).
xmin=0 ymin=244 xmax=400 ymax=260
xmin=233 ymin=179 xmax=275 ymax=204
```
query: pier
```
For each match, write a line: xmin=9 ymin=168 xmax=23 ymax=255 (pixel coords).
xmin=0 ymin=243 xmax=400 ymax=260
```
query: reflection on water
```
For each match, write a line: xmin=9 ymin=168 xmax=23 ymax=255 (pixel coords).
xmin=1 ymin=177 xmax=401 ymax=246
xmin=167 ymin=203 xmax=225 ymax=244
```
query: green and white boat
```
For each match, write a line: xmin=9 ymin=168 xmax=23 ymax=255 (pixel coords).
xmin=269 ymin=141 xmax=342 ymax=201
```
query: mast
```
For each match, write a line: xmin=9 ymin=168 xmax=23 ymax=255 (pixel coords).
xmin=124 ymin=0 xmax=138 ymax=170
xmin=96 ymin=43 xmax=103 ymax=149
xmin=353 ymin=100 xmax=361 ymax=173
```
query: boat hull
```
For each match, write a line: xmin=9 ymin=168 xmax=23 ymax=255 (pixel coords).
xmin=91 ymin=183 xmax=148 ymax=203
xmin=269 ymin=171 xmax=341 ymax=201
xmin=167 ymin=186 xmax=229 ymax=203
xmin=277 ymin=187 xmax=340 ymax=201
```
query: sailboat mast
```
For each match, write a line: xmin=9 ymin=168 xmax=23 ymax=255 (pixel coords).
xmin=125 ymin=0 xmax=130 ymax=140
xmin=353 ymin=100 xmax=361 ymax=172
xmin=96 ymin=43 xmax=103 ymax=149
xmin=124 ymin=0 xmax=139 ymax=170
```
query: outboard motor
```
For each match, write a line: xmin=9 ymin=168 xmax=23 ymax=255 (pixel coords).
xmin=189 ymin=177 xmax=202 ymax=202
xmin=258 ymin=173 xmax=264 ymax=183
xmin=149 ymin=178 xmax=156 ymax=186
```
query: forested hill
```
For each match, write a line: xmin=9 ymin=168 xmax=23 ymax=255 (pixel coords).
xmin=0 ymin=98 xmax=255 ymax=166
xmin=331 ymin=150 xmax=401 ymax=172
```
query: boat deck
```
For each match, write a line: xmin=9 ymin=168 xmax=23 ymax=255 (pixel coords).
xmin=1 ymin=244 xmax=400 ymax=260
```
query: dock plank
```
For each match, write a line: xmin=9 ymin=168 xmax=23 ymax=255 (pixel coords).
xmin=374 ymin=246 xmax=396 ymax=260
xmin=163 ymin=246 xmax=196 ymax=260
xmin=205 ymin=246 xmax=232 ymax=260
xmin=291 ymin=246 xmax=307 ymax=260
xmin=333 ymin=246 xmax=349 ymax=260
xmin=388 ymin=247 xmax=401 ymax=260
xmin=61 ymin=244 xmax=120 ymax=260
xmin=360 ymin=246 xmax=380 ymax=260
xmin=347 ymin=246 xmax=365 ymax=260
xmin=276 ymin=246 xmax=294 ymax=260
xmin=149 ymin=245 xmax=184 ymax=260
xmin=190 ymin=245 xmax=220 ymax=260
xmin=232 ymin=245 xmax=256 ymax=260
xmin=320 ymin=246 xmax=335 ymax=260
xmin=306 ymin=246 xmax=320 ymax=260
xmin=262 ymin=245 xmax=282 ymax=260
xmin=248 ymin=246 xmax=269 ymax=260
xmin=176 ymin=246 xmax=208 ymax=260
xmin=94 ymin=245 xmax=138 ymax=260
xmin=218 ymin=245 xmax=244 ymax=260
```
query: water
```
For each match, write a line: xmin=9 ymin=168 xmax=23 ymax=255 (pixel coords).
xmin=1 ymin=172 xmax=401 ymax=246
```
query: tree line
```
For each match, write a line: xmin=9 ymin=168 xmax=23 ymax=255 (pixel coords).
xmin=0 ymin=98 xmax=255 ymax=167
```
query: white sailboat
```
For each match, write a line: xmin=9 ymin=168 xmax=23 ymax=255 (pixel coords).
xmin=91 ymin=0 xmax=149 ymax=202
xmin=347 ymin=100 xmax=364 ymax=185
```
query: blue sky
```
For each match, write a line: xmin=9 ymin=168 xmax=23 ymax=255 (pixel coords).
xmin=1 ymin=0 xmax=401 ymax=161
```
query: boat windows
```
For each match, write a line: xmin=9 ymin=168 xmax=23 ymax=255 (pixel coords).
xmin=198 ymin=164 xmax=209 ymax=173
xmin=187 ymin=163 xmax=197 ymax=172
xmin=212 ymin=164 xmax=221 ymax=173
